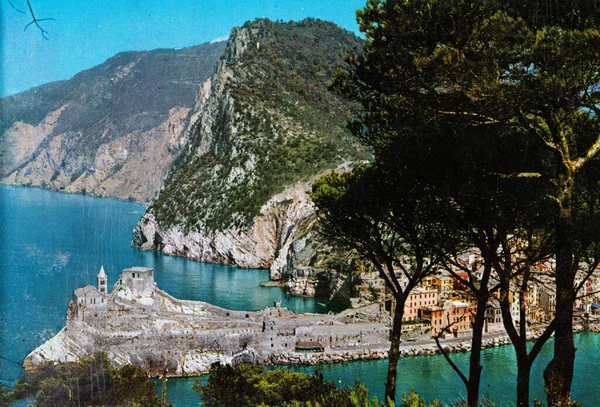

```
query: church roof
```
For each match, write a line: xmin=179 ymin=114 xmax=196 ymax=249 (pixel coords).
xmin=74 ymin=284 xmax=102 ymax=297
xmin=98 ymin=266 xmax=107 ymax=278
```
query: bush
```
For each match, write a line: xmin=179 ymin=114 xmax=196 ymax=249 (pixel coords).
xmin=195 ymin=363 xmax=442 ymax=407
xmin=13 ymin=353 xmax=169 ymax=407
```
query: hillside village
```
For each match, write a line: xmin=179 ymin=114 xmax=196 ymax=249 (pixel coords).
xmin=385 ymin=252 xmax=600 ymax=337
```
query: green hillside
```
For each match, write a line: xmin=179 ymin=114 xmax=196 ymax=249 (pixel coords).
xmin=150 ymin=19 xmax=370 ymax=232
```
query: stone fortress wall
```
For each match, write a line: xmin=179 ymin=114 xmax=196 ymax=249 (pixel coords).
xmin=27 ymin=266 xmax=393 ymax=376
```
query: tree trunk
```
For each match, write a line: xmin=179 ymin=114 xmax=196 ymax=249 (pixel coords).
xmin=385 ymin=297 xmax=405 ymax=404
xmin=516 ymin=358 xmax=532 ymax=407
xmin=544 ymin=199 xmax=576 ymax=405
xmin=544 ymin=268 xmax=575 ymax=405
xmin=500 ymin=290 xmax=531 ymax=407
xmin=467 ymin=295 xmax=487 ymax=407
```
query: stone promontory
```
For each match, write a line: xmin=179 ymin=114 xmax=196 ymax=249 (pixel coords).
xmin=25 ymin=267 xmax=392 ymax=376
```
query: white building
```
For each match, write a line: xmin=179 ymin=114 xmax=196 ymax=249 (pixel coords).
xmin=71 ymin=266 xmax=108 ymax=325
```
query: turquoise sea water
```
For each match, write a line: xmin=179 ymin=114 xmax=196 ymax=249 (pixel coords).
xmin=0 ymin=185 xmax=320 ymax=387
xmin=163 ymin=332 xmax=599 ymax=407
xmin=1 ymin=185 xmax=598 ymax=406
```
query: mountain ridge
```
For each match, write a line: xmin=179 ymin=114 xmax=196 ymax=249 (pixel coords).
xmin=0 ymin=41 xmax=226 ymax=203
xmin=133 ymin=18 xmax=376 ymax=302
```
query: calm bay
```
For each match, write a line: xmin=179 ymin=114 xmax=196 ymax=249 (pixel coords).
xmin=1 ymin=185 xmax=597 ymax=406
xmin=0 ymin=186 xmax=319 ymax=387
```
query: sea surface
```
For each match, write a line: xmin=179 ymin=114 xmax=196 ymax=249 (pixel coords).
xmin=167 ymin=332 xmax=600 ymax=407
xmin=1 ymin=185 xmax=598 ymax=406
xmin=0 ymin=186 xmax=320 ymax=387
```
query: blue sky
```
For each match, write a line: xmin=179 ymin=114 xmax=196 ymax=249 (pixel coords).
xmin=1 ymin=0 xmax=366 ymax=98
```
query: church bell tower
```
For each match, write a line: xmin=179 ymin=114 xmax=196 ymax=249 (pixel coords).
xmin=97 ymin=266 xmax=108 ymax=294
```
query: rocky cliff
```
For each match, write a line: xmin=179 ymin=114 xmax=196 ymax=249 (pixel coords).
xmin=133 ymin=19 xmax=376 ymax=301
xmin=0 ymin=42 xmax=226 ymax=204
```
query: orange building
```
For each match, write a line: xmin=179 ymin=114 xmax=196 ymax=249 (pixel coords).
xmin=403 ymin=288 xmax=439 ymax=322
xmin=421 ymin=300 xmax=476 ymax=337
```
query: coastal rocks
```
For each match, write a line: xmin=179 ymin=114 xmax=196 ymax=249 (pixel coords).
xmin=177 ymin=352 xmax=230 ymax=376
xmin=27 ymin=266 xmax=564 ymax=380
xmin=133 ymin=180 xmax=315 ymax=271
xmin=24 ymin=270 xmax=393 ymax=376
xmin=133 ymin=178 xmax=379 ymax=303
xmin=23 ymin=327 xmax=90 ymax=367
xmin=266 ymin=349 xmax=389 ymax=367
xmin=133 ymin=19 xmax=370 ymax=300
xmin=283 ymin=267 xmax=324 ymax=297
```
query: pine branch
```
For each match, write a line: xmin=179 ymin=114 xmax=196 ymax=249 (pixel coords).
xmin=23 ymin=0 xmax=55 ymax=40
xmin=7 ymin=0 xmax=25 ymax=13
xmin=573 ymin=134 xmax=600 ymax=172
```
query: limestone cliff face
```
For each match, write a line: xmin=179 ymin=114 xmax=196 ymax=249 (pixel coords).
xmin=133 ymin=179 xmax=315 ymax=278
xmin=134 ymin=19 xmax=377 ymax=302
xmin=2 ymin=105 xmax=192 ymax=203
xmin=0 ymin=42 xmax=226 ymax=204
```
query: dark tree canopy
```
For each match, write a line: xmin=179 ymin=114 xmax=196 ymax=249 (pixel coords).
xmin=196 ymin=363 xmax=441 ymax=407
xmin=321 ymin=0 xmax=600 ymax=406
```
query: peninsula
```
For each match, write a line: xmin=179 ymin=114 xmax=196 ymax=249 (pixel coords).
xmin=25 ymin=267 xmax=394 ymax=376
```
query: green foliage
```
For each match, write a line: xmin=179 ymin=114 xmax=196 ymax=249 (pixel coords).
xmin=533 ymin=398 xmax=583 ymax=407
xmin=0 ymin=378 xmax=33 ymax=407
xmin=105 ymin=364 xmax=167 ymax=407
xmin=329 ymin=0 xmax=600 ymax=405
xmin=311 ymin=163 xmax=459 ymax=274
xmin=311 ymin=154 xmax=465 ymax=404
xmin=17 ymin=353 xmax=168 ymax=407
xmin=0 ymin=384 xmax=13 ymax=407
xmin=196 ymin=363 xmax=408 ymax=407
xmin=150 ymin=19 xmax=371 ymax=232
xmin=400 ymin=389 xmax=442 ymax=407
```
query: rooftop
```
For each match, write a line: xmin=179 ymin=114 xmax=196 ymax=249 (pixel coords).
xmin=74 ymin=285 xmax=102 ymax=297
xmin=124 ymin=266 xmax=153 ymax=273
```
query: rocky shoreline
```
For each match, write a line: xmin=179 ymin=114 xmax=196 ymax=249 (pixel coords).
xmin=251 ymin=322 xmax=600 ymax=371
xmin=261 ymin=334 xmax=512 ymax=369
xmin=28 ymin=311 xmax=600 ymax=378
